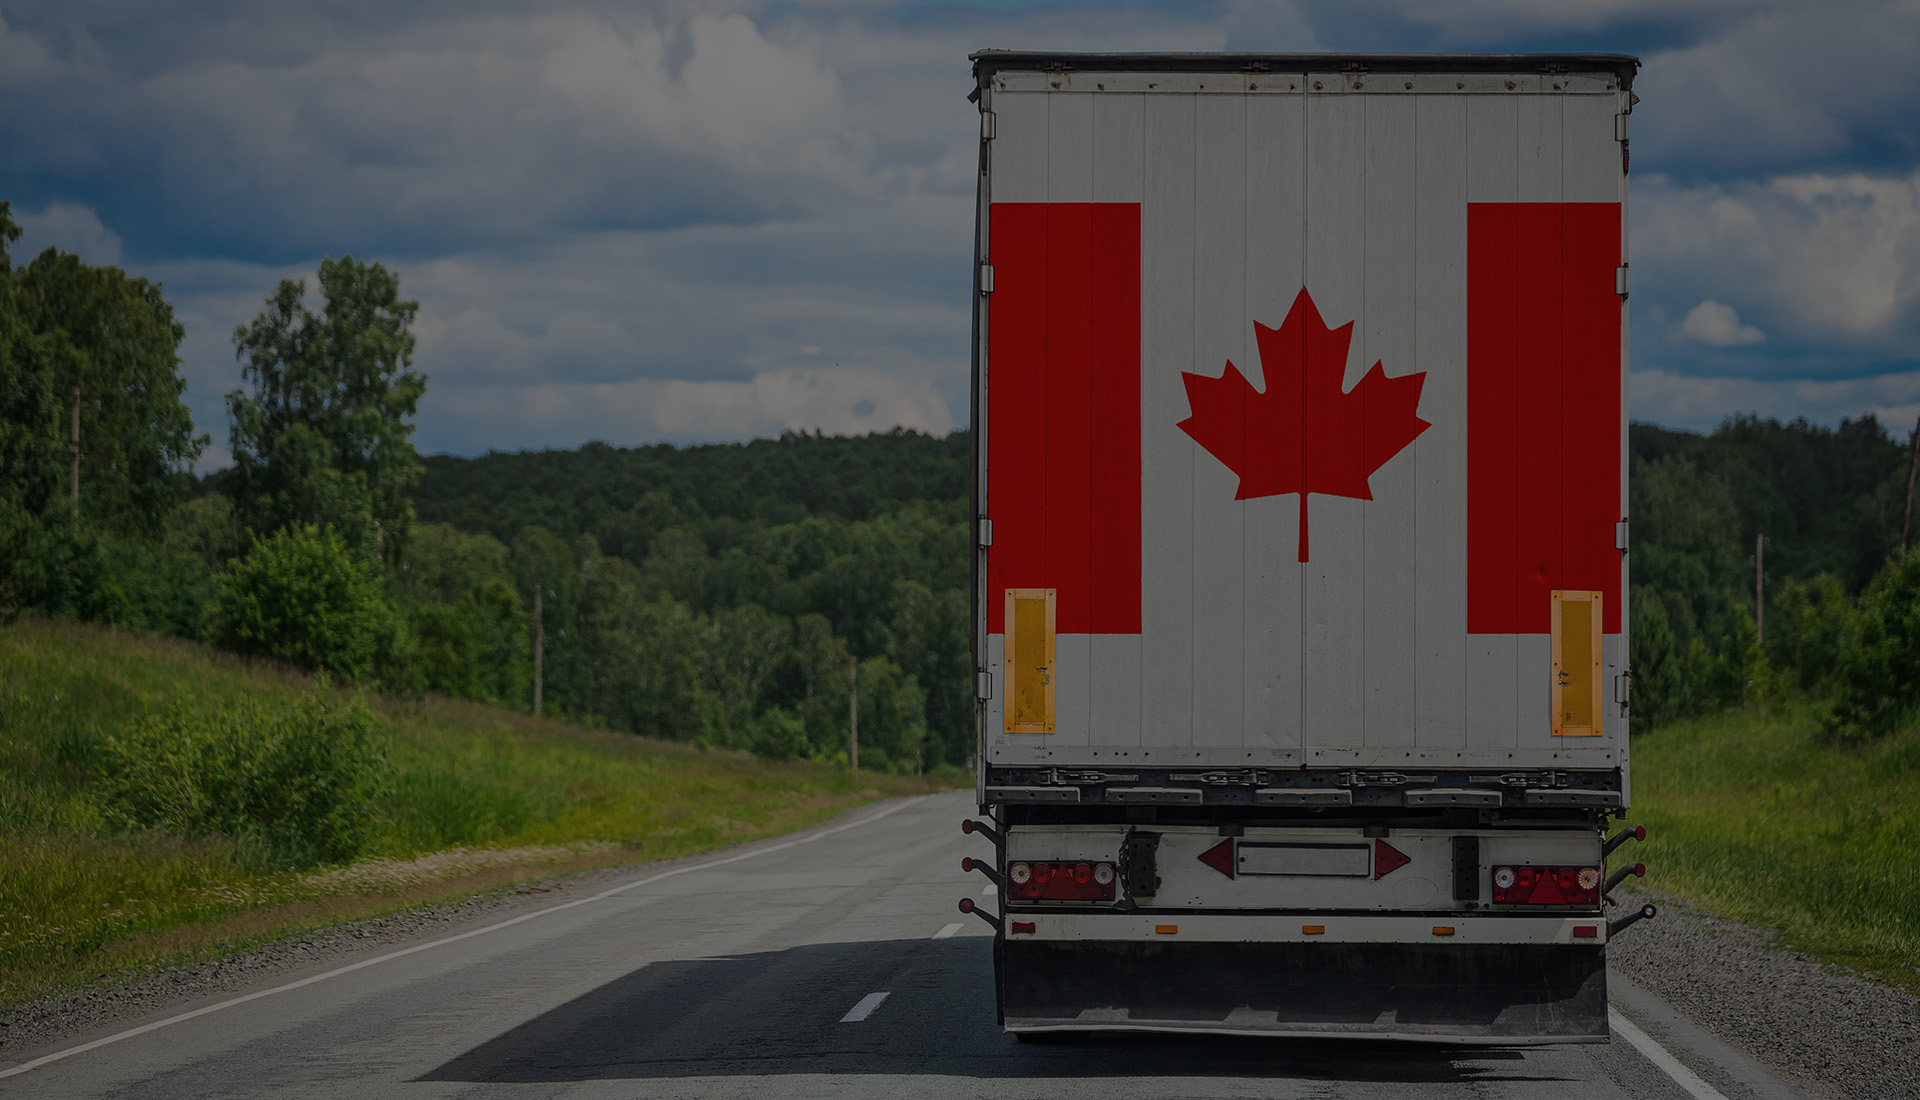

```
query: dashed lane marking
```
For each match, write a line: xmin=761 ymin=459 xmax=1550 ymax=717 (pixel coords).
xmin=0 ymin=796 xmax=933 ymax=1080
xmin=1609 ymin=1007 xmax=1732 ymax=1100
xmin=840 ymin=992 xmax=891 ymax=1023
xmin=932 ymin=923 xmax=963 ymax=939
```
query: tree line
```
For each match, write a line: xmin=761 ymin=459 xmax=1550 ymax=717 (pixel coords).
xmin=12 ymin=192 xmax=1920 ymax=758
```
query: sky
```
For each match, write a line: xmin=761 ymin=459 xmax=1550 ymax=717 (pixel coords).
xmin=4 ymin=0 xmax=1918 ymax=468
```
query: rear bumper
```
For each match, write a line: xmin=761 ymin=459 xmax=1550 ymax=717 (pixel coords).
xmin=1002 ymin=939 xmax=1608 ymax=1044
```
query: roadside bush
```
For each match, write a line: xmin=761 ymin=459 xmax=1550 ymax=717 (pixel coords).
xmin=214 ymin=525 xmax=384 ymax=676
xmin=1827 ymin=549 xmax=1920 ymax=742
xmin=97 ymin=691 xmax=391 ymax=868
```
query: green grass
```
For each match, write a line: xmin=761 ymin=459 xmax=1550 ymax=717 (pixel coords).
xmin=0 ymin=617 xmax=958 ymax=1006
xmin=1631 ymin=703 xmax=1920 ymax=994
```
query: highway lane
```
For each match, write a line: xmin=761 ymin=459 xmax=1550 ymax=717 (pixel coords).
xmin=5 ymin=790 xmax=1808 ymax=1099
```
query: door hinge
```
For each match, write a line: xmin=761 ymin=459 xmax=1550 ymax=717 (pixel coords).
xmin=977 ymin=671 xmax=993 ymax=701
xmin=1615 ymin=264 xmax=1629 ymax=298
xmin=981 ymin=110 xmax=996 ymax=141
xmin=979 ymin=263 xmax=994 ymax=294
xmin=1615 ymin=112 xmax=1629 ymax=142
xmin=978 ymin=517 xmax=993 ymax=547
xmin=1616 ymin=519 xmax=1630 ymax=552
xmin=1615 ymin=671 xmax=1631 ymax=712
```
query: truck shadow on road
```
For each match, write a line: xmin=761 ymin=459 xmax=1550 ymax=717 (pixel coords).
xmin=419 ymin=937 xmax=1564 ymax=1085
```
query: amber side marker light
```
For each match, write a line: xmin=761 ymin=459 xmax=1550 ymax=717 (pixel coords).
xmin=1302 ymin=925 xmax=1325 ymax=935
xmin=1155 ymin=925 xmax=1179 ymax=935
xmin=1432 ymin=926 xmax=1456 ymax=936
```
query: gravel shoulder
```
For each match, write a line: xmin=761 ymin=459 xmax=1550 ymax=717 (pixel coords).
xmin=1608 ymin=885 xmax=1920 ymax=1100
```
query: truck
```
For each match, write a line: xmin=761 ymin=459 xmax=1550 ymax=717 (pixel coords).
xmin=957 ymin=51 xmax=1654 ymax=1044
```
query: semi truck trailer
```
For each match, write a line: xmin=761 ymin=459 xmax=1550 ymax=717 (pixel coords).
xmin=957 ymin=51 xmax=1653 ymax=1043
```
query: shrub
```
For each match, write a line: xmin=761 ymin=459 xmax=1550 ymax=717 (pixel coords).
xmin=98 ymin=691 xmax=391 ymax=867
xmin=214 ymin=525 xmax=384 ymax=676
xmin=1827 ymin=549 xmax=1920 ymax=742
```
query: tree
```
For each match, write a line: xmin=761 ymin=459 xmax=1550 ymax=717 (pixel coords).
xmin=214 ymin=525 xmax=386 ymax=677
xmin=0 ymin=204 xmax=62 ymax=521
xmin=228 ymin=256 xmax=426 ymax=562
xmin=13 ymin=249 xmax=204 ymax=533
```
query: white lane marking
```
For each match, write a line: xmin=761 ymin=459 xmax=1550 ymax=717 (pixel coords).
xmin=981 ymin=883 xmax=997 ymax=896
xmin=0 ymin=795 xmax=933 ymax=1080
xmin=840 ymin=991 xmax=891 ymax=1022
xmin=931 ymin=923 xmax=963 ymax=940
xmin=1609 ymin=1007 xmax=1732 ymax=1100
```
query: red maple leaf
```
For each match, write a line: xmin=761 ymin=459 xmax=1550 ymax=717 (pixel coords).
xmin=1177 ymin=288 xmax=1431 ymax=562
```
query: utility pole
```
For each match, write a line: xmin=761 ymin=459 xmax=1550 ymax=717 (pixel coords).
xmin=848 ymin=655 xmax=859 ymax=771
xmin=69 ymin=385 xmax=80 ymax=519
xmin=1903 ymin=413 xmax=1920 ymax=558
xmin=1755 ymin=534 xmax=1764 ymax=647
xmin=532 ymin=582 xmax=544 ymax=718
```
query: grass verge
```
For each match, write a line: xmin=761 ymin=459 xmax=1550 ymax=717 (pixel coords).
xmin=1630 ymin=702 xmax=1920 ymax=995
xmin=0 ymin=617 xmax=959 ymax=1007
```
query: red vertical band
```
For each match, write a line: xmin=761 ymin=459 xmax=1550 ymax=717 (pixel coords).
xmin=1467 ymin=202 xmax=1621 ymax=635
xmin=987 ymin=202 xmax=1142 ymax=634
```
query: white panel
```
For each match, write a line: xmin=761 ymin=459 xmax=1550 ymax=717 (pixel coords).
xmin=1516 ymin=95 xmax=1563 ymax=204
xmin=984 ymin=632 xmax=1005 ymax=757
xmin=1242 ymin=91 xmax=1307 ymax=758
xmin=1091 ymin=94 xmax=1145 ymax=204
xmin=1190 ymin=92 xmax=1248 ymax=752
xmin=992 ymin=91 xmax=1049 ymax=204
xmin=1361 ymin=94 xmax=1419 ymax=751
xmin=1301 ymin=91 xmax=1368 ymax=756
xmin=1047 ymin=93 xmax=1094 ymax=203
xmin=1139 ymin=92 xmax=1197 ymax=759
xmin=1051 ymin=633 xmax=1091 ymax=750
xmin=1465 ymin=96 xmax=1517 ymax=205
xmin=1090 ymin=94 xmax=1145 ymax=753
xmin=1090 ymin=633 xmax=1142 ymax=751
xmin=1412 ymin=95 xmax=1469 ymax=750
xmin=1518 ymin=633 xmax=1552 ymax=748
xmin=1463 ymin=94 xmax=1518 ymax=750
xmin=1561 ymin=93 xmax=1621 ymax=205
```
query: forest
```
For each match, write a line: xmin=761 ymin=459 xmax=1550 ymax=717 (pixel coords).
xmin=9 ymin=193 xmax=1920 ymax=768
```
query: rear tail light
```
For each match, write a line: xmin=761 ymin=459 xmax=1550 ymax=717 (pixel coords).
xmin=1005 ymin=861 xmax=1118 ymax=901
xmin=1491 ymin=864 xmax=1601 ymax=905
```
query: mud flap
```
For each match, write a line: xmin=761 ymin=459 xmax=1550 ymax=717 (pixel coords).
xmin=1002 ymin=940 xmax=1608 ymax=1044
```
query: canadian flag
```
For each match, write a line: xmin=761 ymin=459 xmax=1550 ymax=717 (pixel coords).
xmin=983 ymin=144 xmax=1623 ymax=754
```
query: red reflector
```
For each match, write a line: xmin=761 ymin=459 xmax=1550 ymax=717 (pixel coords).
xmin=1031 ymin=862 xmax=1053 ymax=884
xmin=1010 ymin=921 xmax=1036 ymax=935
xmin=1072 ymin=863 xmax=1093 ymax=885
xmin=1573 ymin=925 xmax=1598 ymax=938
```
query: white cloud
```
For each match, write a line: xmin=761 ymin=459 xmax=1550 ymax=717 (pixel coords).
xmin=1680 ymin=299 xmax=1765 ymax=346
xmin=1631 ymin=367 xmax=1920 ymax=432
xmin=10 ymin=201 xmax=123 ymax=266
xmin=1636 ymin=169 xmax=1920 ymax=353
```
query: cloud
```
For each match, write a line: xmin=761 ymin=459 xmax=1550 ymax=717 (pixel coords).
xmin=9 ymin=201 xmax=123 ymax=266
xmin=430 ymin=366 xmax=954 ymax=451
xmin=1680 ymin=299 xmax=1765 ymax=346
xmin=1631 ymin=367 xmax=1920 ymax=434
xmin=1634 ymin=169 xmax=1920 ymax=371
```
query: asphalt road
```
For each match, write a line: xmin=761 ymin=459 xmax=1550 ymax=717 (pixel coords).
xmin=4 ymin=791 xmax=1811 ymax=1099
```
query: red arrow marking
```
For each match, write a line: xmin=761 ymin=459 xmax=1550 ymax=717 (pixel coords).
xmin=1374 ymin=840 xmax=1410 ymax=879
xmin=1197 ymin=838 xmax=1236 ymax=879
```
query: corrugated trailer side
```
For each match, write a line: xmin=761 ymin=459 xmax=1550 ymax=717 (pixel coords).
xmin=960 ymin=52 xmax=1651 ymax=1044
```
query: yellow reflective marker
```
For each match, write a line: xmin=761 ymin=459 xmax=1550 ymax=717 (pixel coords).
xmin=1302 ymin=925 xmax=1325 ymax=936
xmin=1432 ymin=926 xmax=1456 ymax=936
xmin=1551 ymin=590 xmax=1604 ymax=737
xmin=1004 ymin=588 xmax=1056 ymax=733
xmin=1155 ymin=924 xmax=1179 ymax=935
